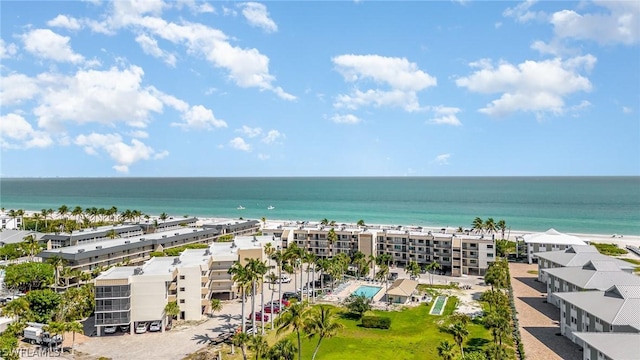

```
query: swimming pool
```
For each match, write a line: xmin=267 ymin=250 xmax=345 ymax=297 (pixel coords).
xmin=352 ymin=285 xmax=382 ymax=299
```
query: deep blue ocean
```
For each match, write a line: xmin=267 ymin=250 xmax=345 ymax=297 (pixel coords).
xmin=0 ymin=177 xmax=638 ymax=236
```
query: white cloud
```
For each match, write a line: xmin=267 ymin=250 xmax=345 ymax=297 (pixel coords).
xmin=330 ymin=114 xmax=361 ymax=124
xmin=433 ymin=153 xmax=451 ymax=165
xmin=176 ymin=0 xmax=215 ymax=14
xmin=0 ymin=113 xmax=53 ymax=149
xmin=239 ymin=2 xmax=278 ymax=33
xmin=238 ymin=125 xmax=262 ymax=138
xmin=503 ymin=0 xmax=546 ymax=23
xmin=0 ymin=39 xmax=18 ymax=58
xmin=622 ymin=106 xmax=632 ymax=114
xmin=75 ymin=132 xmax=168 ymax=173
xmin=222 ymin=6 xmax=238 ymax=16
xmin=47 ymin=14 xmax=82 ymax=30
xmin=135 ymin=33 xmax=177 ymax=66
xmin=427 ymin=106 xmax=462 ymax=126
xmin=0 ymin=73 xmax=40 ymax=105
xmin=257 ymin=153 xmax=270 ymax=160
xmin=127 ymin=130 xmax=149 ymax=138
xmin=550 ymin=1 xmax=640 ymax=45
xmin=262 ymin=130 xmax=284 ymax=144
xmin=229 ymin=137 xmax=252 ymax=152
xmin=88 ymin=2 xmax=294 ymax=100
xmin=171 ymin=105 xmax=227 ymax=130
xmin=31 ymin=65 xmax=164 ymax=131
xmin=456 ymin=56 xmax=595 ymax=117
xmin=21 ymin=29 xmax=84 ymax=63
xmin=332 ymin=54 xmax=436 ymax=112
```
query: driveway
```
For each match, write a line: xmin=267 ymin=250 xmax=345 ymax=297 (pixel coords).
xmin=509 ymin=262 xmax=582 ymax=360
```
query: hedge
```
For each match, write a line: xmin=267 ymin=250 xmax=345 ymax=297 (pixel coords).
xmin=361 ymin=316 xmax=391 ymax=329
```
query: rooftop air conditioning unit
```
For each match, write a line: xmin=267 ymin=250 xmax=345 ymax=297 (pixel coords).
xmin=124 ymin=240 xmax=130 ymax=244
xmin=133 ymin=267 xmax=143 ymax=275
xmin=77 ymin=249 xmax=85 ymax=253
xmin=175 ymin=233 xmax=179 ymax=236
xmin=162 ymin=235 xmax=167 ymax=238
xmin=96 ymin=246 xmax=102 ymax=249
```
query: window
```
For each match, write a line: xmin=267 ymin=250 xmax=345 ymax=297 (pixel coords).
xmin=180 ymin=287 xmax=185 ymax=292
xmin=180 ymin=299 xmax=185 ymax=304
xmin=487 ymin=244 xmax=494 ymax=249
xmin=179 ymin=275 xmax=185 ymax=280
xmin=488 ymin=253 xmax=494 ymax=258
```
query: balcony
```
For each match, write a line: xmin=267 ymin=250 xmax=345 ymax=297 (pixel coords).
xmin=168 ymin=283 xmax=177 ymax=291
xmin=201 ymin=288 xmax=210 ymax=295
xmin=168 ymin=294 xmax=176 ymax=302
xmin=201 ymin=276 xmax=209 ymax=283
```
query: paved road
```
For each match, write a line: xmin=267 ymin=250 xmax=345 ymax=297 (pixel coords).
xmin=509 ymin=262 xmax=582 ymax=360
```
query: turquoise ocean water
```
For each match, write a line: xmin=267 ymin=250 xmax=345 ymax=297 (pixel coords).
xmin=0 ymin=177 xmax=638 ymax=236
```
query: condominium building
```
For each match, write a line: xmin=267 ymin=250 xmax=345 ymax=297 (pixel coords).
xmin=42 ymin=224 xmax=145 ymax=249
xmin=523 ymin=228 xmax=588 ymax=264
xmin=543 ymin=260 xmax=640 ymax=307
xmin=534 ymin=245 xmax=635 ymax=283
xmin=94 ymin=235 xmax=275 ymax=336
xmin=0 ymin=213 xmax=21 ymax=230
xmin=264 ymin=223 xmax=496 ymax=276
xmin=554 ymin=285 xmax=640 ymax=347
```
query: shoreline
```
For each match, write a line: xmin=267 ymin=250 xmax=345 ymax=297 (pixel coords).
xmin=9 ymin=210 xmax=640 ymax=250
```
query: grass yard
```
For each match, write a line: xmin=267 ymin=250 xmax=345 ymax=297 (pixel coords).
xmin=287 ymin=297 xmax=492 ymax=360
xmin=592 ymin=243 xmax=628 ymax=256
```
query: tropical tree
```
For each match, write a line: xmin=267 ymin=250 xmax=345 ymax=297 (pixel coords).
xmin=164 ymin=301 xmax=180 ymax=327
xmin=406 ymin=260 xmax=421 ymax=280
xmin=484 ymin=307 xmax=510 ymax=347
xmin=255 ymin=260 xmax=269 ymax=335
xmin=248 ymin=334 xmax=269 ymax=360
xmin=2 ymin=297 xmax=30 ymax=319
xmin=72 ymin=206 xmax=83 ymax=224
xmin=368 ymin=254 xmax=377 ymax=280
xmin=4 ymin=262 xmax=54 ymax=292
xmin=484 ymin=259 xmax=509 ymax=292
xmin=57 ymin=205 xmax=69 ymax=224
xmin=229 ymin=262 xmax=250 ymax=333
xmin=20 ymin=235 xmax=41 ymax=261
xmin=343 ymin=294 xmax=371 ymax=318
xmin=326 ymin=228 xmax=338 ymax=258
xmin=471 ymin=217 xmax=484 ymax=234
xmin=159 ymin=212 xmax=168 ymax=223
xmin=245 ymin=258 xmax=265 ymax=334
xmin=449 ymin=321 xmax=469 ymax=358
xmin=261 ymin=217 xmax=266 ymax=229
xmin=41 ymin=209 xmax=50 ymax=231
xmin=496 ymin=219 xmax=507 ymax=239
xmin=32 ymin=213 xmax=41 ymax=232
xmin=65 ymin=321 xmax=84 ymax=355
xmin=356 ymin=219 xmax=365 ymax=227
xmin=304 ymin=305 xmax=344 ymax=360
xmin=426 ymin=260 xmax=441 ymax=286
xmin=320 ymin=218 xmax=329 ymax=226
xmin=351 ymin=251 xmax=367 ymax=279
xmin=210 ymin=298 xmax=222 ymax=317
xmin=437 ymin=340 xmax=455 ymax=360
xmin=25 ymin=289 xmax=61 ymax=323
xmin=233 ymin=331 xmax=251 ymax=360
xmin=484 ymin=218 xmax=496 ymax=234
xmin=276 ymin=301 xmax=310 ymax=360
xmin=303 ymin=252 xmax=316 ymax=301
xmin=267 ymin=338 xmax=296 ymax=360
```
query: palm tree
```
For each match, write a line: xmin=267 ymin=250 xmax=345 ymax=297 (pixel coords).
xmin=210 ymin=298 xmax=222 ymax=317
xmin=105 ymin=229 xmax=119 ymax=239
xmin=3 ymin=297 xmax=30 ymax=319
xmin=284 ymin=244 xmax=302 ymax=294
xmin=496 ymin=219 xmax=507 ymax=239
xmin=271 ymin=249 xmax=285 ymax=318
xmin=406 ymin=260 xmax=421 ymax=280
xmin=449 ymin=321 xmax=469 ymax=358
xmin=276 ymin=301 xmax=310 ymax=360
xmin=304 ymin=305 xmax=344 ymax=360
xmin=72 ymin=206 xmax=83 ymax=224
xmin=357 ymin=219 xmax=365 ymax=227
xmin=229 ymin=262 xmax=250 ymax=333
xmin=164 ymin=301 xmax=180 ymax=328
xmin=351 ymin=251 xmax=365 ymax=279
xmin=320 ymin=218 xmax=329 ymax=226
xmin=65 ymin=321 xmax=84 ymax=355
xmin=426 ymin=260 xmax=441 ymax=285
xmin=472 ymin=217 xmax=484 ymax=234
xmin=233 ymin=331 xmax=251 ymax=360
xmin=58 ymin=205 xmax=69 ymax=224
xmin=303 ymin=252 xmax=316 ymax=301
xmin=21 ymin=234 xmax=41 ymax=261
xmin=47 ymin=256 xmax=66 ymax=287
xmin=437 ymin=340 xmax=455 ymax=360
xmin=268 ymin=338 xmax=296 ymax=360
xmin=368 ymin=254 xmax=377 ymax=280
xmin=244 ymin=258 xmax=263 ymax=334
xmin=484 ymin=217 xmax=496 ymax=234
xmin=41 ymin=209 xmax=49 ymax=231
xmin=326 ymin=228 xmax=338 ymax=258
xmin=159 ymin=212 xmax=168 ymax=223
xmin=254 ymin=260 xmax=269 ymax=335
xmin=261 ymin=217 xmax=266 ymax=230
xmin=32 ymin=213 xmax=41 ymax=232
xmin=248 ymin=334 xmax=269 ymax=360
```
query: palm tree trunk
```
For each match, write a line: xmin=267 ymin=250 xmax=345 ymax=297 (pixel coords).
xmin=269 ymin=287 xmax=275 ymax=330
xmin=311 ymin=264 xmax=316 ymax=303
xmin=241 ymin=288 xmax=246 ymax=333
xmin=251 ymin=280 xmax=256 ymax=333
xmin=297 ymin=330 xmax=302 ymax=360
xmin=260 ymin=279 xmax=265 ymax=335
xmin=311 ymin=338 xmax=324 ymax=360
xmin=278 ymin=262 xmax=282 ymax=308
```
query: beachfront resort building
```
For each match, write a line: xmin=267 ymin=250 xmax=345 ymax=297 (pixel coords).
xmin=38 ymin=219 xmax=261 ymax=272
xmin=554 ymin=284 xmax=640 ymax=347
xmin=543 ymin=260 xmax=640 ymax=307
xmin=0 ymin=213 xmax=21 ymax=230
xmin=263 ymin=223 xmax=496 ymax=276
xmin=94 ymin=236 xmax=274 ymax=336
xmin=42 ymin=224 xmax=145 ymax=249
xmin=534 ymin=245 xmax=635 ymax=283
xmin=523 ymin=228 xmax=588 ymax=265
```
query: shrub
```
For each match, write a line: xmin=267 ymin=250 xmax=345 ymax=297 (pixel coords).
xmin=592 ymin=243 xmax=628 ymax=256
xmin=361 ymin=316 xmax=391 ymax=329
xmin=149 ymin=251 xmax=165 ymax=257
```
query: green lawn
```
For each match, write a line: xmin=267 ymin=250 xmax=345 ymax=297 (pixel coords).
xmin=287 ymin=298 xmax=492 ymax=360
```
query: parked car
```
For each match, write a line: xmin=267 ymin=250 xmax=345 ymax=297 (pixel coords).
xmin=149 ymin=321 xmax=161 ymax=332
xmin=104 ymin=326 xmax=117 ymax=334
xmin=263 ymin=303 xmax=281 ymax=313
xmin=120 ymin=325 xmax=130 ymax=333
xmin=247 ymin=312 xmax=269 ymax=321
xmin=135 ymin=322 xmax=148 ymax=334
xmin=275 ymin=275 xmax=291 ymax=284
xmin=282 ymin=292 xmax=300 ymax=302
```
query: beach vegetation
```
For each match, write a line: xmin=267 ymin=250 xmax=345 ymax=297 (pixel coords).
xmin=162 ymin=243 xmax=208 ymax=256
xmin=592 ymin=243 xmax=628 ymax=256
xmin=357 ymin=219 xmax=365 ymax=226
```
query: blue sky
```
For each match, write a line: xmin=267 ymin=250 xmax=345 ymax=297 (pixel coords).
xmin=1 ymin=0 xmax=638 ymax=177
